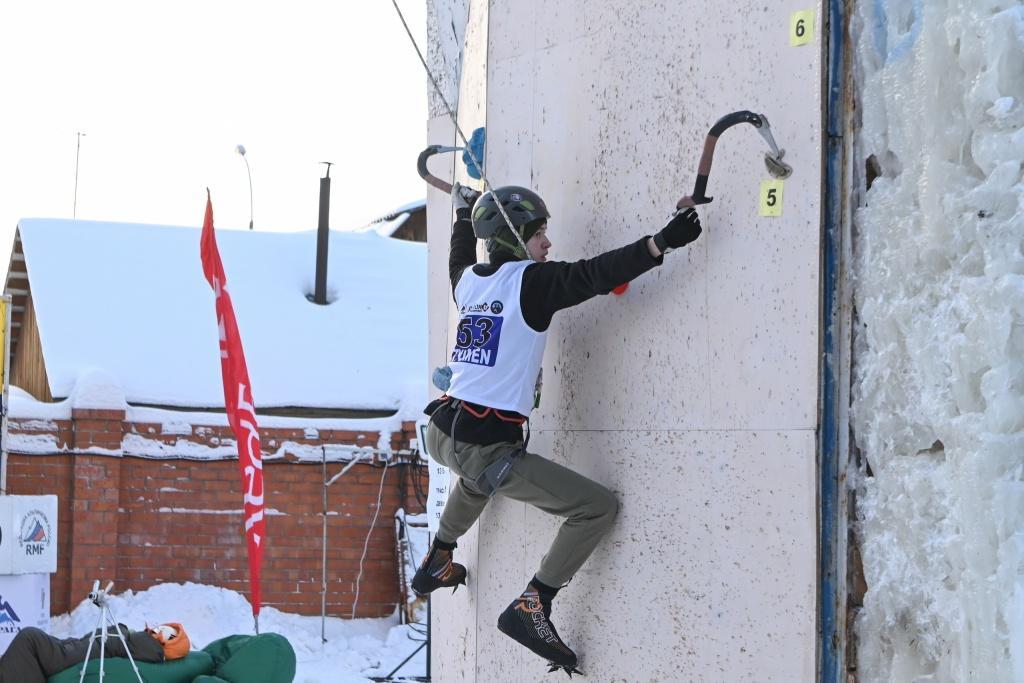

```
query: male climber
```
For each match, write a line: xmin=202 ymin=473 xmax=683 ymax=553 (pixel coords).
xmin=414 ymin=183 xmax=702 ymax=675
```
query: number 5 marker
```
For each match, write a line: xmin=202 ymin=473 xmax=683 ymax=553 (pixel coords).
xmin=760 ymin=180 xmax=785 ymax=217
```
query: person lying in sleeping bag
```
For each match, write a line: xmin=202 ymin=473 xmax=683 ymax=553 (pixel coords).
xmin=0 ymin=621 xmax=190 ymax=683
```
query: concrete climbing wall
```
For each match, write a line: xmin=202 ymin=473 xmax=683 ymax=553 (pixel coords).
xmin=426 ymin=1 xmax=824 ymax=680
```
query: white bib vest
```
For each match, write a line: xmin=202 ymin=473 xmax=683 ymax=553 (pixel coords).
xmin=448 ymin=261 xmax=547 ymax=416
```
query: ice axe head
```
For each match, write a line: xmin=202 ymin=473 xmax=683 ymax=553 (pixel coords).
xmin=764 ymin=149 xmax=793 ymax=179
xmin=754 ymin=115 xmax=793 ymax=179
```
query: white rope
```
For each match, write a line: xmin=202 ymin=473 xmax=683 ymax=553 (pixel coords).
xmin=351 ymin=461 xmax=391 ymax=619
xmin=389 ymin=0 xmax=531 ymax=259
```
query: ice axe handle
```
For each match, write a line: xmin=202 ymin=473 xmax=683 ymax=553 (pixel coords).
xmin=677 ymin=174 xmax=713 ymax=209
xmin=677 ymin=133 xmax=720 ymax=209
xmin=676 ymin=111 xmax=764 ymax=210
xmin=417 ymin=146 xmax=454 ymax=194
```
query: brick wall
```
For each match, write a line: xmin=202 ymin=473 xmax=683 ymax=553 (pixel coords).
xmin=5 ymin=410 xmax=429 ymax=618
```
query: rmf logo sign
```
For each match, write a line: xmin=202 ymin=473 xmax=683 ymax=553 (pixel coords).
xmin=18 ymin=510 xmax=51 ymax=557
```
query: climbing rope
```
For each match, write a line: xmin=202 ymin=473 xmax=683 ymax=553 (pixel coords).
xmin=389 ymin=0 xmax=531 ymax=259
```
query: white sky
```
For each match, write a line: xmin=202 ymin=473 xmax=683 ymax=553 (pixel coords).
xmin=0 ymin=0 xmax=428 ymax=272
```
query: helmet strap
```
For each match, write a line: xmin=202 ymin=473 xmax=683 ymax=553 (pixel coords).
xmin=509 ymin=225 xmax=532 ymax=261
xmin=490 ymin=234 xmax=527 ymax=260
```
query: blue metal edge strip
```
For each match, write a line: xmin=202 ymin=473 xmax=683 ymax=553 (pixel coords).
xmin=819 ymin=0 xmax=849 ymax=681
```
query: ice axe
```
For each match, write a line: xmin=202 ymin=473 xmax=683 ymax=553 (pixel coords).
xmin=676 ymin=110 xmax=793 ymax=210
xmin=614 ymin=111 xmax=792 ymax=297
xmin=417 ymin=144 xmax=462 ymax=194
xmin=417 ymin=127 xmax=486 ymax=194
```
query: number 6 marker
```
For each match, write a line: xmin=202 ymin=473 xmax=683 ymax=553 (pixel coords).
xmin=791 ymin=10 xmax=814 ymax=46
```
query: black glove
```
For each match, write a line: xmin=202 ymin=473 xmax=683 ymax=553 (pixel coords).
xmin=654 ymin=208 xmax=702 ymax=254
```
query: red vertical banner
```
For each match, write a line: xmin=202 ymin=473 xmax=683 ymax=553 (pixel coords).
xmin=199 ymin=191 xmax=265 ymax=619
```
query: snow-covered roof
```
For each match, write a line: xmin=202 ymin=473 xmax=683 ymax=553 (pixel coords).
xmin=386 ymin=198 xmax=427 ymax=215
xmin=13 ymin=218 xmax=427 ymax=417
xmin=354 ymin=198 xmax=426 ymax=237
xmin=361 ymin=213 xmax=412 ymax=238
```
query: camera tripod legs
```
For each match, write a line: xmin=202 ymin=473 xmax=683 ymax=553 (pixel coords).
xmin=77 ymin=581 xmax=144 ymax=683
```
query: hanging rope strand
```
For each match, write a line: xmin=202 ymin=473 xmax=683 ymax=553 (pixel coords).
xmin=389 ymin=0 xmax=531 ymax=258
xmin=390 ymin=0 xmax=480 ymax=175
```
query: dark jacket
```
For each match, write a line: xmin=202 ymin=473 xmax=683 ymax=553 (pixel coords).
xmin=429 ymin=207 xmax=662 ymax=445
xmin=0 ymin=625 xmax=164 ymax=683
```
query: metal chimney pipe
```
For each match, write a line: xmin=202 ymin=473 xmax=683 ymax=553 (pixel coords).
xmin=313 ymin=162 xmax=332 ymax=305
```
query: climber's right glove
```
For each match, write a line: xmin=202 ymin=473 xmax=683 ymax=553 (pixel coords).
xmin=654 ymin=208 xmax=702 ymax=254
xmin=451 ymin=182 xmax=481 ymax=213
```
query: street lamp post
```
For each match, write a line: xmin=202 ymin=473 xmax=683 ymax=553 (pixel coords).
xmin=73 ymin=132 xmax=86 ymax=218
xmin=236 ymin=144 xmax=254 ymax=230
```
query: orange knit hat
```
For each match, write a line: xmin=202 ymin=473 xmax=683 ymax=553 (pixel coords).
xmin=146 ymin=622 xmax=191 ymax=660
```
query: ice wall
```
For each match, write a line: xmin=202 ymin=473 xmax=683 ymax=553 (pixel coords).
xmin=852 ymin=1 xmax=1024 ymax=681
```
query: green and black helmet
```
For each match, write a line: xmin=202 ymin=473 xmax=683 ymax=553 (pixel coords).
xmin=471 ymin=186 xmax=550 ymax=260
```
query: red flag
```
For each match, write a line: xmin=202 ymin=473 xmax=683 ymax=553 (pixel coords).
xmin=200 ymin=191 xmax=265 ymax=619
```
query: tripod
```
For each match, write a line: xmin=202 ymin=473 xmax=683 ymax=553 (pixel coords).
xmin=78 ymin=580 xmax=145 ymax=683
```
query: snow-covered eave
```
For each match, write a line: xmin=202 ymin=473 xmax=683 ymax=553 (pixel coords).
xmin=369 ymin=198 xmax=427 ymax=224
xmin=389 ymin=198 xmax=427 ymax=214
xmin=6 ymin=391 xmax=420 ymax=462
xmin=48 ymin=398 xmax=405 ymax=419
xmin=4 ymin=429 xmax=418 ymax=463
xmin=8 ymin=384 xmax=418 ymax=426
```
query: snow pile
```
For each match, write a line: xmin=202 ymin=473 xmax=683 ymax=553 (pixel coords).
xmin=69 ymin=369 xmax=127 ymax=411
xmin=50 ymin=582 xmax=427 ymax=683
xmin=852 ymin=1 xmax=1024 ymax=681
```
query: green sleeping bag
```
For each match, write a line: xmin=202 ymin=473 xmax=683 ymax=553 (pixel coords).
xmin=46 ymin=633 xmax=294 ymax=683
xmin=47 ymin=650 xmax=215 ymax=683
xmin=200 ymin=633 xmax=296 ymax=683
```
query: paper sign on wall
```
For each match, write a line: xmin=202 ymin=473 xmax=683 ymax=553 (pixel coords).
xmin=759 ymin=180 xmax=786 ymax=217
xmin=790 ymin=10 xmax=815 ymax=46
xmin=418 ymin=419 xmax=451 ymax=534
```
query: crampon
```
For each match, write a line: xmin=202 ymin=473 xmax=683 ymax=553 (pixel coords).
xmin=547 ymin=662 xmax=583 ymax=677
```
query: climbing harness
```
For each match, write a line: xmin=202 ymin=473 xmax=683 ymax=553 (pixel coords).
xmin=434 ymin=396 xmax=528 ymax=497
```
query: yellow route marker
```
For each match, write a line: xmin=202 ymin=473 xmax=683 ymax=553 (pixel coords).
xmin=791 ymin=10 xmax=815 ymax=46
xmin=760 ymin=180 xmax=785 ymax=217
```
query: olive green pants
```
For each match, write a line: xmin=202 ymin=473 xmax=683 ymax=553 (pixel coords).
xmin=426 ymin=420 xmax=618 ymax=587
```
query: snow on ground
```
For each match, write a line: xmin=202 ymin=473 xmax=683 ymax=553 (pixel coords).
xmin=50 ymin=581 xmax=428 ymax=683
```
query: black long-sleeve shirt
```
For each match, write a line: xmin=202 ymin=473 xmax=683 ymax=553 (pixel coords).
xmin=429 ymin=207 xmax=663 ymax=444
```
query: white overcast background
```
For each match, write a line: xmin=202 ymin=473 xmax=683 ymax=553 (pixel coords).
xmin=0 ymin=0 xmax=428 ymax=274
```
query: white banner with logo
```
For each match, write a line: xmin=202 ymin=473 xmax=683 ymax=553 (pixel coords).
xmin=0 ymin=572 xmax=50 ymax=654
xmin=7 ymin=496 xmax=58 ymax=574
xmin=418 ymin=419 xmax=451 ymax=534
